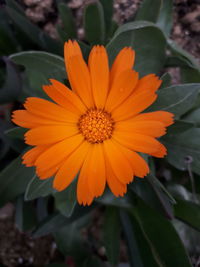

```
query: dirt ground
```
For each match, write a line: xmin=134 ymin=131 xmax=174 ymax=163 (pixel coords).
xmin=0 ymin=0 xmax=200 ymax=266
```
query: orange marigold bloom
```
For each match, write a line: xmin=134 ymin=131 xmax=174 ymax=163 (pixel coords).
xmin=12 ymin=40 xmax=174 ymax=205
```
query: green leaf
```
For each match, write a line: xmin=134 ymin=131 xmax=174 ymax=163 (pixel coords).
xmin=168 ymin=40 xmax=200 ymax=70
xmin=15 ymin=195 xmax=37 ymax=231
xmin=160 ymin=72 xmax=172 ymax=89
xmin=107 ymin=21 xmax=166 ymax=76
xmin=58 ymin=3 xmax=77 ymax=41
xmin=149 ymin=84 xmax=200 ymax=117
xmin=135 ymin=0 xmax=162 ymax=23
xmin=181 ymin=67 xmax=200 ymax=83
xmin=54 ymin=217 xmax=91 ymax=265
xmin=6 ymin=7 xmax=62 ymax=55
xmin=157 ymin=0 xmax=173 ymax=36
xmin=33 ymin=205 xmax=93 ymax=237
xmin=130 ymin=193 xmax=192 ymax=267
xmin=5 ymin=127 xmax=26 ymax=140
xmin=25 ymin=176 xmax=54 ymax=201
xmin=104 ymin=207 xmax=120 ymax=266
xmin=184 ymin=108 xmax=200 ymax=126
xmin=6 ymin=0 xmax=25 ymax=15
xmin=10 ymin=51 xmax=66 ymax=98
xmin=0 ymin=57 xmax=21 ymax=104
xmin=100 ymin=0 xmax=113 ymax=38
xmin=146 ymin=174 xmax=174 ymax=218
xmin=0 ymin=156 xmax=35 ymax=207
xmin=174 ymin=199 xmax=200 ymax=232
xmin=97 ymin=189 xmax=131 ymax=208
xmin=164 ymin=128 xmax=200 ymax=175
xmin=84 ymin=1 xmax=105 ymax=45
xmin=167 ymin=120 xmax=194 ymax=135
xmin=120 ymin=210 xmax=161 ymax=267
xmin=54 ymin=180 xmax=77 ymax=217
xmin=131 ymin=177 xmax=174 ymax=219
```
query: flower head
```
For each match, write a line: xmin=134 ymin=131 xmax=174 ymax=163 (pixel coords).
xmin=12 ymin=40 xmax=174 ymax=205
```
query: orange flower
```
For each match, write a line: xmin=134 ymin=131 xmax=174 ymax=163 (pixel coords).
xmin=12 ymin=40 xmax=174 ymax=205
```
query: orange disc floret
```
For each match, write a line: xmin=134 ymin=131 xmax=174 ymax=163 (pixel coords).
xmin=12 ymin=40 xmax=174 ymax=205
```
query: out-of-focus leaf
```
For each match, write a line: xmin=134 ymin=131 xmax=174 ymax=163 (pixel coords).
xmin=58 ymin=3 xmax=77 ymax=41
xmin=149 ymin=84 xmax=200 ymax=116
xmin=135 ymin=0 xmax=162 ymax=23
xmin=167 ymin=120 xmax=194 ymax=135
xmin=6 ymin=0 xmax=25 ymax=15
xmin=120 ymin=210 xmax=161 ymax=267
xmin=181 ymin=67 xmax=200 ymax=83
xmin=184 ymin=108 xmax=200 ymax=126
xmin=174 ymin=199 xmax=200 ymax=232
xmin=164 ymin=128 xmax=200 ymax=175
xmin=54 ymin=180 xmax=77 ymax=217
xmin=10 ymin=51 xmax=66 ymax=98
xmin=33 ymin=205 xmax=93 ymax=237
xmin=0 ymin=58 xmax=21 ymax=104
xmin=15 ymin=195 xmax=37 ymax=231
xmin=160 ymin=72 xmax=172 ymax=89
xmin=84 ymin=1 xmax=105 ymax=45
xmin=167 ymin=184 xmax=194 ymax=201
xmin=104 ymin=206 xmax=120 ymax=266
xmin=46 ymin=264 xmax=66 ymax=267
xmin=5 ymin=127 xmax=26 ymax=140
xmin=97 ymin=189 xmax=131 ymax=208
xmin=173 ymin=219 xmax=200 ymax=255
xmin=0 ymin=156 xmax=35 ymax=207
xmin=77 ymin=41 xmax=91 ymax=61
xmin=25 ymin=176 xmax=54 ymax=201
xmin=157 ymin=0 xmax=173 ymax=36
xmin=54 ymin=218 xmax=90 ymax=265
xmin=130 ymin=193 xmax=192 ymax=267
xmin=168 ymin=40 xmax=199 ymax=70
xmin=146 ymin=174 xmax=174 ymax=218
xmin=100 ymin=0 xmax=113 ymax=37
xmin=6 ymin=7 xmax=62 ymax=55
xmin=107 ymin=21 xmax=166 ymax=76
xmin=132 ymin=177 xmax=174 ymax=219
xmin=0 ymin=8 xmax=19 ymax=55
xmin=82 ymin=257 xmax=103 ymax=267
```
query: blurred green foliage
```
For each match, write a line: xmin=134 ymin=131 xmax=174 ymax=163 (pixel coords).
xmin=0 ymin=0 xmax=200 ymax=266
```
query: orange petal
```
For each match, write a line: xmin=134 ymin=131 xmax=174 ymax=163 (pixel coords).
xmin=150 ymin=142 xmax=167 ymax=158
xmin=88 ymin=45 xmax=109 ymax=108
xmin=37 ymin=163 xmax=62 ymax=180
xmin=77 ymin=149 xmax=94 ymax=206
xmin=134 ymin=74 xmax=162 ymax=94
xmin=53 ymin=141 xmax=91 ymax=191
xmin=105 ymin=69 xmax=139 ymax=112
xmin=35 ymin=134 xmax=84 ymax=173
xmin=87 ymin=144 xmax=106 ymax=197
xmin=24 ymin=125 xmax=78 ymax=145
xmin=12 ymin=110 xmax=72 ymax=129
xmin=105 ymin=160 xmax=127 ymax=197
xmin=103 ymin=139 xmax=134 ymax=184
xmin=113 ymin=131 xmax=160 ymax=154
xmin=22 ymin=145 xmax=50 ymax=167
xmin=131 ymin=111 xmax=174 ymax=126
xmin=115 ymin=120 xmax=166 ymax=137
xmin=64 ymin=40 xmax=94 ymax=108
xmin=12 ymin=110 xmax=39 ymax=129
xmin=112 ymin=91 xmax=157 ymax=122
xmin=24 ymin=97 xmax=79 ymax=123
xmin=113 ymin=141 xmax=150 ymax=178
xmin=43 ymin=80 xmax=86 ymax=114
xmin=110 ymin=47 xmax=135 ymax=86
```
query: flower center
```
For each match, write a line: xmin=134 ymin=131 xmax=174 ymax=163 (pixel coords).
xmin=78 ymin=108 xmax=114 ymax=144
